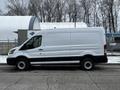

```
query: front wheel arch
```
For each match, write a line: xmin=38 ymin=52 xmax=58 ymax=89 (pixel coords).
xmin=16 ymin=56 xmax=28 ymax=60
xmin=15 ymin=56 xmax=30 ymax=70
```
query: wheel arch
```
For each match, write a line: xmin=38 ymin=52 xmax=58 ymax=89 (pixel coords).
xmin=82 ymin=54 xmax=95 ymax=61
xmin=16 ymin=56 xmax=29 ymax=63
xmin=81 ymin=54 xmax=95 ymax=70
xmin=16 ymin=56 xmax=28 ymax=59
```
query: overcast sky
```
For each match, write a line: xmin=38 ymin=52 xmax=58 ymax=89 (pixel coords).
xmin=0 ymin=0 xmax=7 ymax=12
xmin=0 ymin=0 xmax=29 ymax=13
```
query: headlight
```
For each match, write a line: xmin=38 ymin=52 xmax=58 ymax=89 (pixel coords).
xmin=9 ymin=49 xmax=16 ymax=54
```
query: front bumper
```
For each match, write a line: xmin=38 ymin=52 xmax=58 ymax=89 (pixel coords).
xmin=7 ymin=58 xmax=17 ymax=65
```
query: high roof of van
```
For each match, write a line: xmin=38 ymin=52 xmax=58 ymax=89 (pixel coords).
xmin=36 ymin=27 xmax=105 ymax=34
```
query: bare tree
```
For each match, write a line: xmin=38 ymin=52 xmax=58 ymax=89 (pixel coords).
xmin=28 ymin=0 xmax=39 ymax=16
xmin=80 ymin=0 xmax=92 ymax=26
xmin=54 ymin=0 xmax=66 ymax=22
xmin=108 ymin=0 xmax=115 ymax=32
xmin=113 ymin=0 xmax=120 ymax=32
xmin=44 ymin=0 xmax=58 ymax=22
xmin=0 ymin=9 xmax=2 ymax=15
xmin=29 ymin=0 xmax=65 ymax=22
xmin=66 ymin=0 xmax=79 ymax=22
xmin=6 ymin=0 xmax=29 ymax=15
xmin=4 ymin=0 xmax=120 ymax=32
xmin=98 ymin=0 xmax=120 ymax=33
xmin=91 ymin=0 xmax=101 ymax=27
xmin=28 ymin=0 xmax=45 ymax=22
xmin=98 ymin=0 xmax=108 ymax=32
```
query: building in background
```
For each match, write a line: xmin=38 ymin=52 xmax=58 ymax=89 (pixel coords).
xmin=0 ymin=16 xmax=40 ymax=41
xmin=0 ymin=16 xmax=40 ymax=54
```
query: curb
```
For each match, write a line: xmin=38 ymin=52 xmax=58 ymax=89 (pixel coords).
xmin=107 ymin=55 xmax=120 ymax=56
xmin=98 ymin=63 xmax=120 ymax=65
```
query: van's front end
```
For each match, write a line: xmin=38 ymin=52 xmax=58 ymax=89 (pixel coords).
xmin=7 ymin=46 xmax=23 ymax=65
xmin=7 ymin=35 xmax=42 ymax=70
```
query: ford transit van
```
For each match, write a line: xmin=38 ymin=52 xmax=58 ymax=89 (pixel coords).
xmin=7 ymin=28 xmax=108 ymax=70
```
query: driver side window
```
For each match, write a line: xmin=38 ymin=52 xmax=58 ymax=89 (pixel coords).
xmin=20 ymin=35 xmax=42 ymax=50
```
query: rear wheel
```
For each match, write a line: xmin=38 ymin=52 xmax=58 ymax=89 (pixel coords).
xmin=81 ymin=58 xmax=94 ymax=70
xmin=16 ymin=59 xmax=30 ymax=70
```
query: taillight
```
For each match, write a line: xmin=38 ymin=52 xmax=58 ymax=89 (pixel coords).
xmin=104 ymin=44 xmax=107 ymax=53
xmin=104 ymin=45 xmax=107 ymax=50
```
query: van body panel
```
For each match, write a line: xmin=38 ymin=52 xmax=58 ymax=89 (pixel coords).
xmin=7 ymin=27 xmax=108 ymax=66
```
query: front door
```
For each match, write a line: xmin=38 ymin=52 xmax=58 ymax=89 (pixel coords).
xmin=20 ymin=35 xmax=42 ymax=58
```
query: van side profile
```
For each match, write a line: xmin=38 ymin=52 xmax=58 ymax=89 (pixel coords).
xmin=7 ymin=28 xmax=108 ymax=70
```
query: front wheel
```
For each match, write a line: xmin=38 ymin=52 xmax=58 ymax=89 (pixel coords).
xmin=81 ymin=58 xmax=94 ymax=70
xmin=16 ymin=60 xmax=30 ymax=70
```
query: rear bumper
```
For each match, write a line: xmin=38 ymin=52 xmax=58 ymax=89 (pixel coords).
xmin=94 ymin=54 xmax=108 ymax=63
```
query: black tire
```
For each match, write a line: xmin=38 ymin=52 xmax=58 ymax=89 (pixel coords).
xmin=16 ymin=59 xmax=30 ymax=70
xmin=81 ymin=57 xmax=94 ymax=70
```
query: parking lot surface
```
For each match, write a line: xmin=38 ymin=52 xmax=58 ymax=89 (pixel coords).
xmin=0 ymin=64 xmax=120 ymax=90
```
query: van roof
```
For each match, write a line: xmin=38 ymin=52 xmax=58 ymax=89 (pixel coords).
xmin=36 ymin=27 xmax=105 ymax=34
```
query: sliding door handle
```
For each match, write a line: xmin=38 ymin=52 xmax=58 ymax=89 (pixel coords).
xmin=39 ymin=49 xmax=43 ymax=51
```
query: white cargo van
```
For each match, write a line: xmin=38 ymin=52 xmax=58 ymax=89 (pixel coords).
xmin=7 ymin=28 xmax=108 ymax=70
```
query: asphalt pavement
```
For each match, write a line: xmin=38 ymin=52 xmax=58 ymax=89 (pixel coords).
xmin=0 ymin=64 xmax=120 ymax=90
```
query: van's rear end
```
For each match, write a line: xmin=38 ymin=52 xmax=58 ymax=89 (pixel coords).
xmin=94 ymin=28 xmax=108 ymax=64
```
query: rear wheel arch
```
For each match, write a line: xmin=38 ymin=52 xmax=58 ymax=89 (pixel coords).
xmin=81 ymin=55 xmax=95 ymax=70
xmin=82 ymin=55 xmax=95 ymax=61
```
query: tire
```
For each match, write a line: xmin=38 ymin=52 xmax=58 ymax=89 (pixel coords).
xmin=81 ymin=57 xmax=94 ymax=70
xmin=16 ymin=59 xmax=30 ymax=70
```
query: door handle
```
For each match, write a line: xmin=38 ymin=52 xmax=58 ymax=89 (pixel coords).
xmin=39 ymin=49 xmax=43 ymax=51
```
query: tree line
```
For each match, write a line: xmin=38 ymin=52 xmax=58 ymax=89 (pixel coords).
xmin=0 ymin=0 xmax=120 ymax=33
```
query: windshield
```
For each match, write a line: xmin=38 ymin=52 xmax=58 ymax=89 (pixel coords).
xmin=20 ymin=35 xmax=42 ymax=50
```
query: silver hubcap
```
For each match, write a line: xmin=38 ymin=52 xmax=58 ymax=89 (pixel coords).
xmin=17 ymin=61 xmax=26 ymax=70
xmin=84 ymin=61 xmax=92 ymax=70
